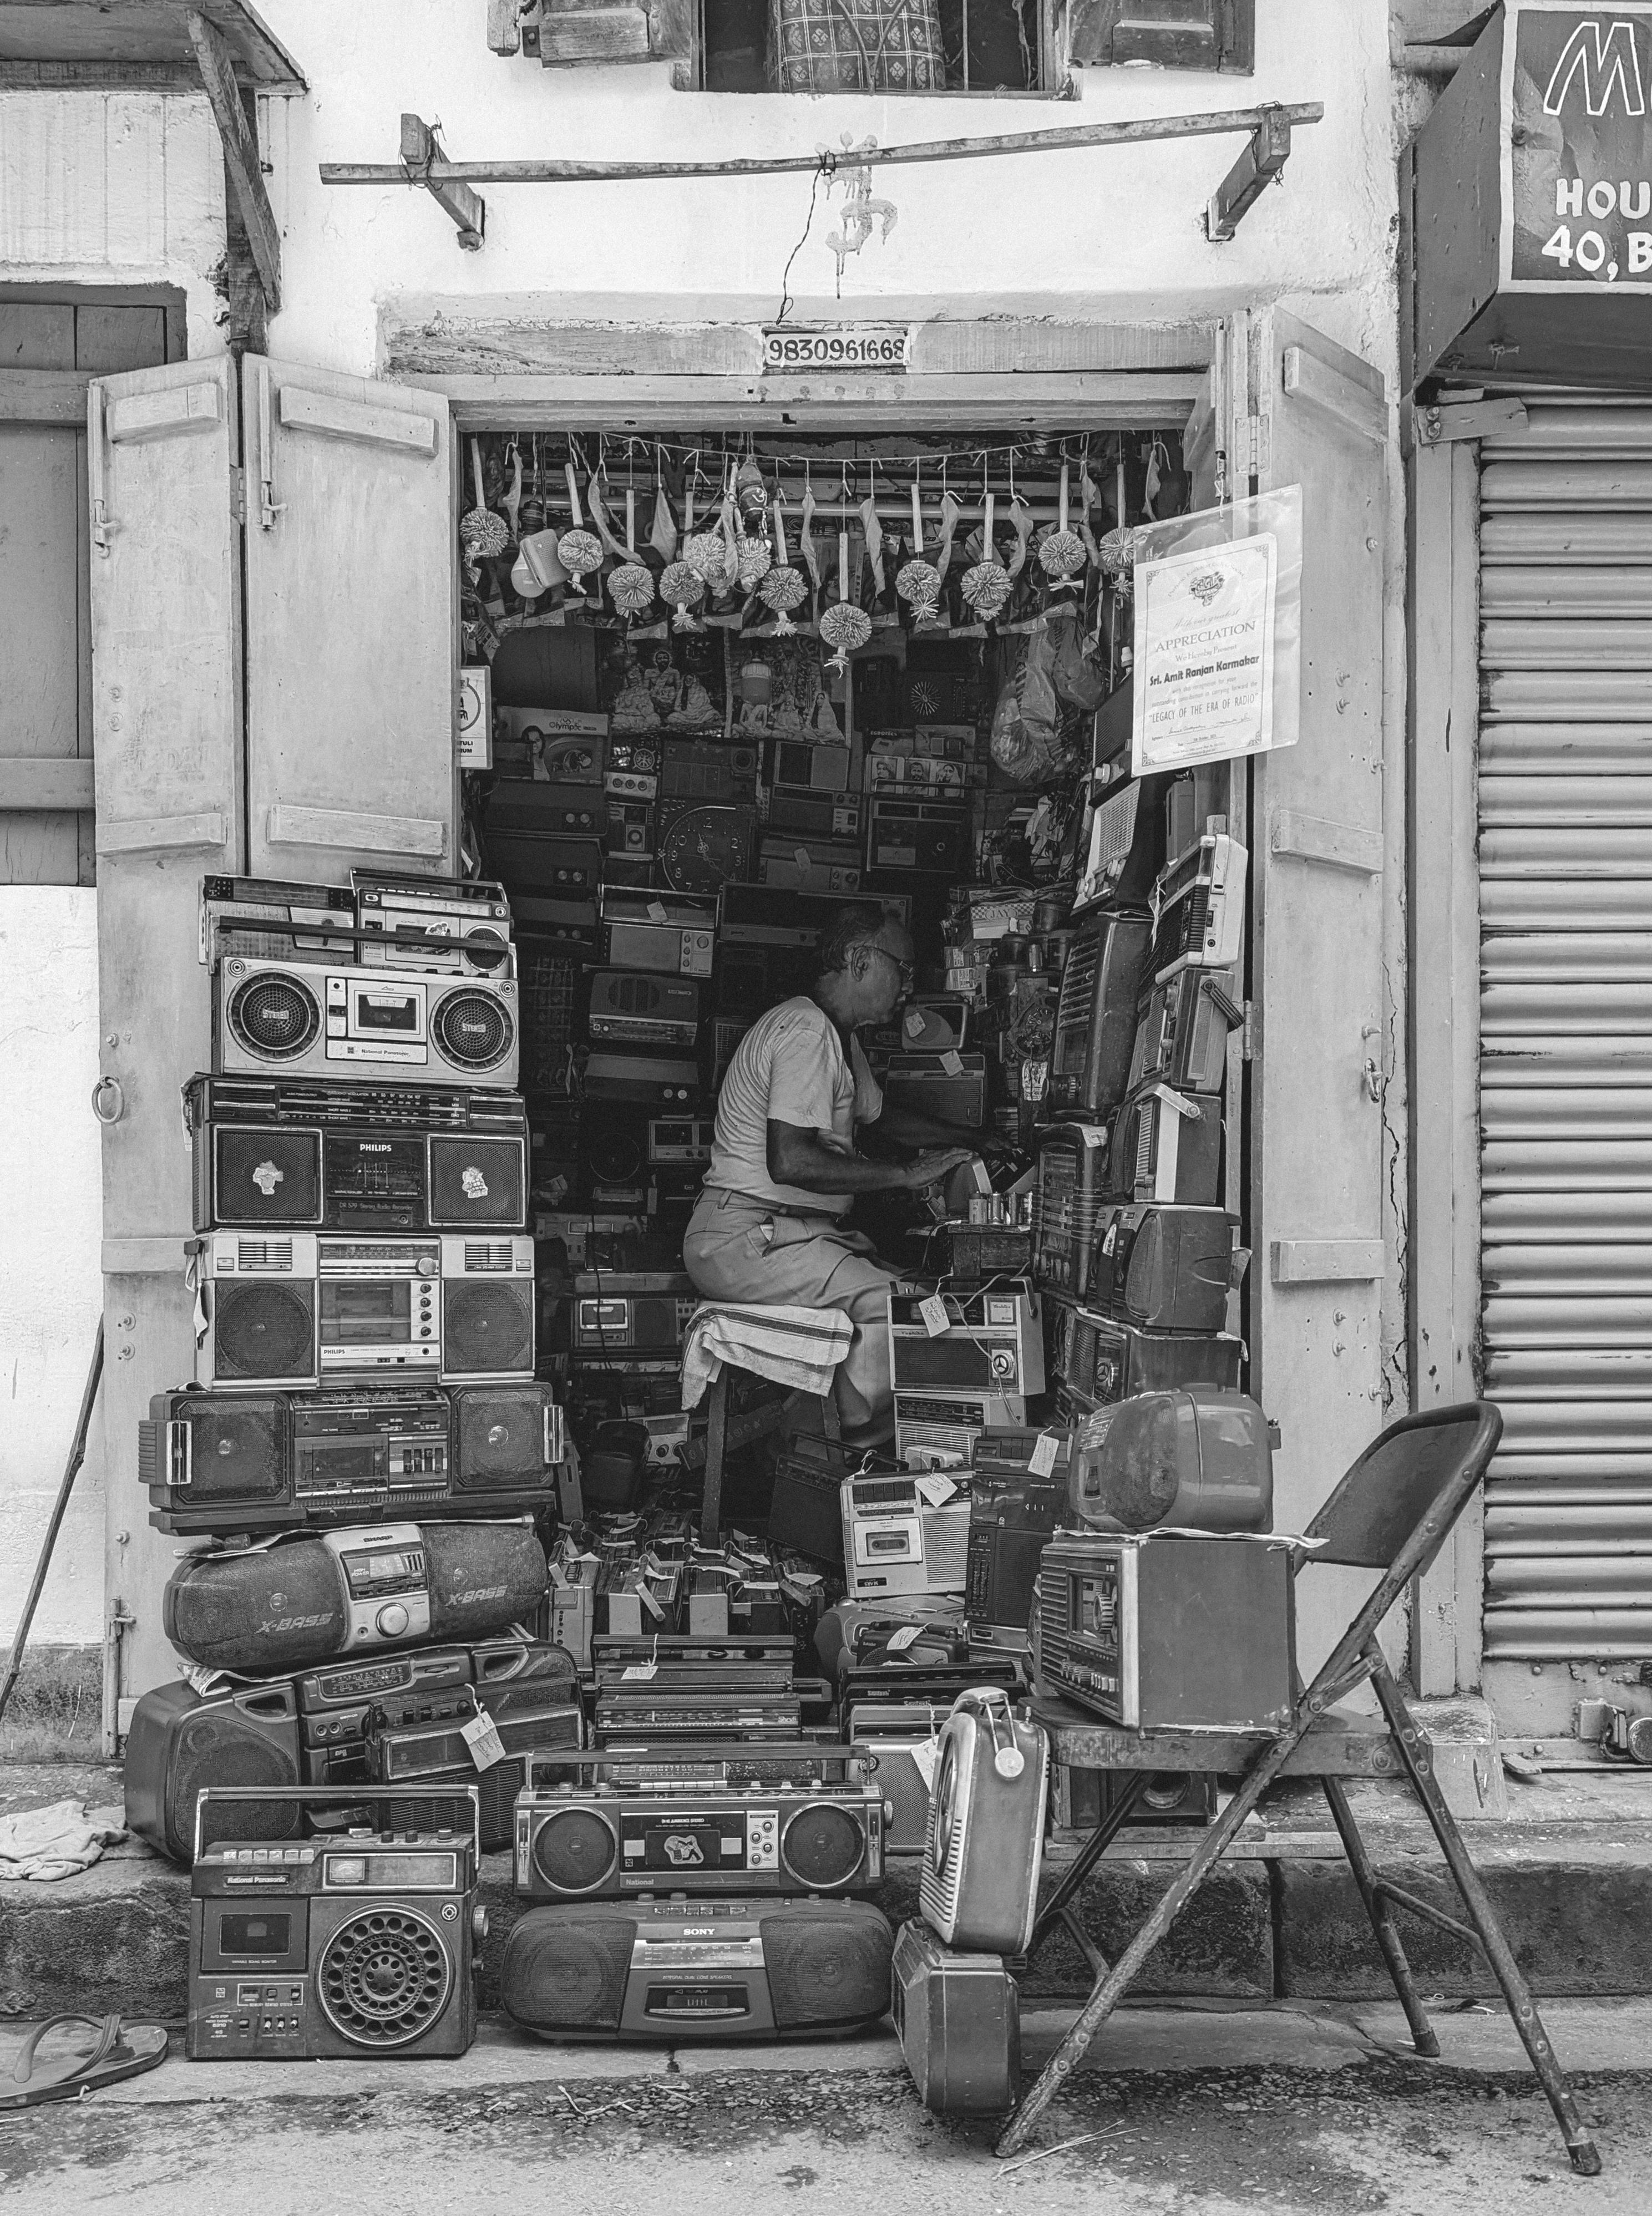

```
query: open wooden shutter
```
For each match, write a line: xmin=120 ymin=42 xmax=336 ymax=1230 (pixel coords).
xmin=241 ymin=356 xmax=455 ymax=878
xmin=87 ymin=353 xmax=246 ymax=1721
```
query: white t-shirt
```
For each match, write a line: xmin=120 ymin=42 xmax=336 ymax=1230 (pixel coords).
xmin=704 ymin=996 xmax=883 ymax=1217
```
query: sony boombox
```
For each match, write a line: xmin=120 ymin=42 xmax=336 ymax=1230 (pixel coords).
xmin=1129 ymin=967 xmax=1241 ymax=1095
xmin=888 ymin=1282 xmax=1043 ymax=1402
xmin=140 ymin=1382 xmax=571 ymax=1535
xmin=185 ymin=1074 xmax=528 ymax=1236
xmin=919 ymin=1688 xmax=1049 ymax=1956
xmin=587 ymin=971 xmax=700 ymax=1048
xmin=1050 ymin=1301 xmax=1242 ymax=1417
xmin=354 ymin=872 xmax=515 ymax=978
xmin=892 ymin=1919 xmax=1021 ymax=2116
xmin=841 ymin=1471 xmax=973 ymax=1601
xmin=1049 ymin=911 xmax=1153 ymax=1120
xmin=599 ymin=888 xmax=716 ymax=978
xmin=190 ymin=1231 xmax=535 ymax=1389
xmin=215 ymin=957 xmax=518 ymax=1089
xmin=161 ymin=1519 xmax=549 ymax=1673
xmin=502 ymin=1896 xmax=893 ymax=2042
xmin=1107 ymin=1084 xmax=1223 ymax=1206
xmin=1091 ymin=1203 xmax=1239 ymax=1335
xmin=188 ymin=1786 xmax=482 ymax=2060
xmin=757 ymin=838 xmax=862 ymax=895
xmin=964 ymin=1429 xmax=1074 ymax=1652
xmin=865 ymin=797 xmax=970 ymax=876
xmin=1151 ymin=831 xmax=1248 ymax=985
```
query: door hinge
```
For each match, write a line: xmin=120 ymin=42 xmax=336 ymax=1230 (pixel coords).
xmin=1241 ymin=1000 xmax=1259 ymax=1061
xmin=229 ymin=465 xmax=247 ymax=528
xmin=1244 ymin=411 xmax=1271 ymax=480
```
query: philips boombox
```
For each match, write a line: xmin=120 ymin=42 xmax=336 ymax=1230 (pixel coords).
xmin=214 ymin=956 xmax=518 ymax=1089
xmin=189 ymin=1230 xmax=535 ymax=1390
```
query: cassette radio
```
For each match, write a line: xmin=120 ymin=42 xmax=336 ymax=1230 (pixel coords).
xmin=200 ymin=875 xmax=355 ymax=971
xmin=841 ymin=1471 xmax=972 ymax=1600
xmin=185 ymin=1074 xmax=528 ymax=1235
xmin=758 ymin=839 xmax=862 ymax=894
xmin=215 ymin=959 xmax=518 ymax=1089
xmin=141 ymin=1382 xmax=569 ymax=1534
xmin=162 ymin=1519 xmax=549 ymax=1674
xmin=1092 ymin=1203 xmax=1238 ymax=1334
xmin=296 ymin=1639 xmax=575 ymax=1794
xmin=1050 ymin=1301 xmax=1241 ymax=1418
xmin=599 ymin=888 xmax=716 ymax=978
xmin=487 ymin=834 xmax=605 ymax=900
xmin=1049 ymin=912 xmax=1153 ymax=1120
xmin=1107 ymin=1085 xmax=1222 ymax=1205
xmin=188 ymin=1787 xmax=480 ymax=2060
xmin=648 ymin=1116 xmax=714 ymax=1165
xmin=572 ymin=1277 xmax=699 ymax=1357
xmin=1037 ymin=1530 xmax=1296 ymax=1730
xmin=769 ymin=739 xmax=850 ymax=794
xmin=1033 ymin=1123 xmax=1109 ymax=1297
xmin=583 ymin=1052 xmax=699 ymax=1108
xmin=485 ymin=780 xmax=606 ymax=839
xmin=888 ymin=1281 xmax=1043 ymax=1399
xmin=718 ymin=884 xmax=909 ymax=946
xmin=766 ymin=790 xmax=863 ymax=844
xmin=1129 ymin=968 xmax=1242 ymax=1095
xmin=1151 ymin=832 xmax=1248 ymax=985
xmin=892 ymin=1392 xmax=1027 ymax=1466
xmin=503 ymin=1896 xmax=893 ymax=2042
xmin=587 ymin=972 xmax=700 ymax=1048
xmin=660 ymin=740 xmax=759 ymax=802
xmin=516 ymin=1770 xmax=886 ymax=1899
xmin=1068 ymin=1389 xmax=1273 ymax=1535
xmin=964 ymin=1429 xmax=1073 ymax=1651
xmin=191 ymin=1231 xmax=536 ymax=1389
xmin=866 ymin=796 xmax=970 ymax=876
xmin=606 ymin=795 xmax=657 ymax=860
xmin=353 ymin=873 xmax=515 ymax=978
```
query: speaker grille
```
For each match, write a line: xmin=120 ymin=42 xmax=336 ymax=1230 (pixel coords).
xmin=761 ymin=1905 xmax=893 ymax=2030
xmin=215 ymin=1130 xmax=321 ymax=1224
xmin=214 ymin=1282 xmax=316 ymax=1381
xmin=453 ymin=1386 xmax=544 ymax=1490
xmin=317 ymin=1905 xmax=452 ymax=2049
xmin=433 ymin=988 xmax=514 ymax=1073
xmin=428 ymin=1136 xmax=525 ymax=1228
xmin=423 ymin=1523 xmax=548 ymax=1642
xmin=229 ymin=971 xmax=323 ymax=1062
xmin=780 ymin=1803 xmax=865 ymax=1890
xmin=531 ymin=1808 xmax=617 ymax=1893
xmin=392 ymin=1763 xmax=523 ymax=1852
xmin=444 ymin=1280 xmax=533 ymax=1375
xmin=181 ymin=1398 xmax=287 ymax=1500
xmin=169 ymin=1708 xmax=300 ymax=1862
xmin=503 ymin=1910 xmax=634 ymax=2032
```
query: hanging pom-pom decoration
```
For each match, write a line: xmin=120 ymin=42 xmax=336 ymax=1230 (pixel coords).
xmin=661 ymin=560 xmax=706 ymax=631
xmin=555 ymin=459 xmax=600 ymax=594
xmin=1097 ymin=524 xmax=1149 ymax=576
xmin=610 ymin=562 xmax=656 ymax=618
xmin=819 ymin=600 xmax=871 ymax=673
xmin=1039 ymin=462 xmax=1086 ymax=585
xmin=896 ymin=468 xmax=941 ymax=623
xmin=461 ymin=438 xmax=508 ymax=560
xmin=961 ymin=486 xmax=1010 ymax=620
xmin=685 ymin=528 xmax=733 ymax=589
xmin=758 ymin=566 xmax=807 ymax=634
xmin=736 ymin=532 xmax=773 ymax=591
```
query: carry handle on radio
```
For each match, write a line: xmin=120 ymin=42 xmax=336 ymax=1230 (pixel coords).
xmin=524 ymin=1741 xmax=866 ymax=1783
xmin=208 ymin=919 xmax=510 ymax=962
xmin=193 ymin=1781 xmax=482 ymax=1867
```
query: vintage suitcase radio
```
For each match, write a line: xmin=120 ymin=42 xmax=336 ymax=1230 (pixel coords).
xmin=1036 ymin=1530 xmax=1297 ymax=1729
xmin=1033 ymin=1122 xmax=1109 ymax=1297
xmin=888 ymin=1281 xmax=1043 ymax=1401
xmin=892 ymin=1920 xmax=1020 ymax=2115
xmin=964 ymin=1429 xmax=1073 ymax=1653
xmin=1050 ymin=1300 xmax=1241 ymax=1418
xmin=1091 ymin=1203 xmax=1239 ymax=1335
xmin=214 ymin=959 xmax=518 ymax=1090
xmin=841 ymin=1471 xmax=974 ymax=1600
xmin=188 ymin=1786 xmax=482 ymax=2060
xmin=1129 ymin=968 xmax=1242 ymax=1095
xmin=919 ymin=1688 xmax=1050 ymax=1955
xmin=587 ymin=971 xmax=701 ymax=1048
xmin=1067 ymin=1390 xmax=1274 ymax=1535
xmin=1106 ymin=1085 xmax=1223 ymax=1206
xmin=599 ymin=888 xmax=716 ymax=978
xmin=1151 ymin=833 xmax=1248 ymax=985
xmin=353 ymin=873 xmax=515 ymax=978
xmin=1048 ymin=911 xmax=1153 ymax=1120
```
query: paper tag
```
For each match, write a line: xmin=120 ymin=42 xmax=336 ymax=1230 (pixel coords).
xmin=1028 ymin=1432 xmax=1059 ymax=1479
xmin=647 ymin=900 xmax=668 ymax=923
xmin=460 ymin=1711 xmax=508 ymax=1770
xmin=621 ymin=1662 xmax=658 ymax=1681
xmin=910 ymin=1736 xmax=942 ymax=1792
xmin=794 ymin=846 xmax=812 ymax=870
xmin=940 ymin=1048 xmax=964 ymax=1076
xmin=915 ymin=1473 xmax=958 ymax=1507
xmin=919 ymin=1292 xmax=950 ymax=1336
xmin=886 ymin=1623 xmax=925 ymax=1651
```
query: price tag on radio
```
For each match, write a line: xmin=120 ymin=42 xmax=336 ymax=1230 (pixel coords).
xmin=915 ymin=1473 xmax=957 ymax=1508
xmin=794 ymin=846 xmax=813 ymax=871
xmin=940 ymin=1049 xmax=964 ymax=1077
xmin=461 ymin=1711 xmax=508 ymax=1771
xmin=647 ymin=900 xmax=668 ymax=922
xmin=911 ymin=1736 xmax=942 ymax=1792
xmin=886 ymin=1623 xmax=925 ymax=1651
xmin=621 ymin=1662 xmax=658 ymax=1681
xmin=919 ymin=1292 xmax=950 ymax=1336
xmin=1028 ymin=1432 xmax=1060 ymax=1479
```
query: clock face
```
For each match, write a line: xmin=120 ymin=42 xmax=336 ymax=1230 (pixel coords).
xmin=661 ymin=807 xmax=754 ymax=895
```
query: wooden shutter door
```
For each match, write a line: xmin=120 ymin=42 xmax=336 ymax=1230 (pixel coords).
xmin=241 ymin=357 xmax=455 ymax=878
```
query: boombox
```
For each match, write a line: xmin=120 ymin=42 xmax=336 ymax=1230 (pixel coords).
xmin=964 ymin=1430 xmax=1073 ymax=1652
xmin=888 ymin=1281 xmax=1043 ymax=1401
xmin=919 ymin=1688 xmax=1049 ymax=1955
xmin=141 ymin=1383 xmax=570 ymax=1535
xmin=866 ymin=797 xmax=970 ymax=876
xmin=185 ymin=1075 xmax=528 ymax=1236
xmin=301 ymin=1639 xmax=576 ymax=1796
xmin=1107 ymin=1085 xmax=1223 ymax=1206
xmin=200 ymin=874 xmax=354 ymax=969
xmin=1068 ymin=1389 xmax=1274 ymax=1535
xmin=487 ymin=833 xmax=606 ymax=900
xmin=1092 ymin=1203 xmax=1239 ymax=1335
xmin=1037 ymin=1529 xmax=1296 ymax=1728
xmin=892 ymin=1920 xmax=1021 ymax=2116
xmin=599 ymin=889 xmax=716 ymax=978
xmin=188 ymin=1787 xmax=481 ymax=2060
xmin=1049 ymin=911 xmax=1153 ymax=1120
xmin=769 ymin=739 xmax=850 ymax=794
xmin=1151 ymin=832 xmax=1248 ymax=985
xmin=758 ymin=839 xmax=861 ymax=894
xmin=502 ymin=1897 xmax=893 ymax=2042
xmin=1033 ymin=1123 xmax=1108 ymax=1297
xmin=869 ymin=996 xmax=970 ymax=1057
xmin=605 ymin=795 xmax=656 ymax=860
xmin=1129 ymin=968 xmax=1242 ymax=1095
xmin=571 ymin=1273 xmax=698 ymax=1358
xmin=190 ymin=1231 xmax=535 ymax=1389
xmin=367 ymin=1696 xmax=582 ymax=1850
xmin=841 ymin=1472 xmax=972 ymax=1600
xmin=766 ymin=791 xmax=863 ymax=844
xmin=1050 ymin=1302 xmax=1242 ymax=1416
xmin=881 ymin=1052 xmax=987 ymax=1127
xmin=893 ymin=1391 xmax=1027 ymax=1466
xmin=215 ymin=958 xmax=518 ymax=1089
xmin=587 ymin=971 xmax=700 ymax=1048
xmin=516 ymin=1767 xmax=886 ymax=1899
xmin=125 ymin=1677 xmax=308 ymax=1861
xmin=582 ymin=1052 xmax=698 ymax=1108
xmin=161 ymin=1519 xmax=549 ymax=1673
xmin=648 ymin=1116 xmax=714 ymax=1165
xmin=354 ymin=873 xmax=515 ymax=978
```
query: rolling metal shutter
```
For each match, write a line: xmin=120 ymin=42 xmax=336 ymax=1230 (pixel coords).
xmin=1480 ymin=400 xmax=1652 ymax=1661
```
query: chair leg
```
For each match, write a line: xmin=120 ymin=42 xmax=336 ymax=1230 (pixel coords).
xmin=1367 ymin=1652 xmax=1601 ymax=2178
xmin=701 ymin=1370 xmax=727 ymax=1547
xmin=1320 ymin=1774 xmax=1440 ymax=2058
xmin=820 ymin=1392 xmax=841 ymax=1445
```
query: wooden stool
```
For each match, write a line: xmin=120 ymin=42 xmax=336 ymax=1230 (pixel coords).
xmin=693 ymin=1368 xmax=840 ymax=1545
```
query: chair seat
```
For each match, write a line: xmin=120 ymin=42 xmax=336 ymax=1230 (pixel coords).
xmin=1032 ymin=1694 xmax=1414 ymax=1780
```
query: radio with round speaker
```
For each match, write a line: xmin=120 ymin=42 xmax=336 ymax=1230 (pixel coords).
xmin=919 ymin=1687 xmax=1050 ymax=1957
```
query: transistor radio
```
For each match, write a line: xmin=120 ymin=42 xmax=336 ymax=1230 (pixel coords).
xmin=888 ymin=1281 xmax=1044 ymax=1399
xmin=841 ymin=1472 xmax=973 ymax=1600
xmin=765 ymin=789 xmax=863 ymax=844
xmin=648 ymin=1117 xmax=714 ymax=1165
xmin=866 ymin=797 xmax=970 ymax=876
xmin=190 ymin=1231 xmax=535 ymax=1389
xmin=1092 ymin=1203 xmax=1239 ymax=1335
xmin=599 ymin=888 xmax=716 ymax=978
xmin=1037 ymin=1530 xmax=1297 ymax=1728
xmin=141 ymin=1382 xmax=570 ymax=1534
xmin=919 ymin=1688 xmax=1049 ymax=1955
xmin=215 ymin=958 xmax=518 ymax=1089
xmin=964 ymin=1430 xmax=1073 ymax=1652
xmin=185 ymin=1075 xmax=528 ymax=1235
xmin=582 ymin=1052 xmax=699 ymax=1108
xmin=485 ymin=779 xmax=606 ymax=838
xmin=1107 ymin=1086 xmax=1222 ymax=1205
xmin=893 ymin=1392 xmax=1027 ymax=1465
xmin=1068 ymin=1390 xmax=1274 ymax=1535
xmin=587 ymin=972 xmax=700 ymax=1048
xmin=892 ymin=1921 xmax=1021 ymax=2115
xmin=188 ymin=1786 xmax=482 ymax=2060
xmin=1050 ymin=1301 xmax=1242 ymax=1418
xmin=1151 ymin=833 xmax=1248 ymax=984
xmin=1049 ymin=911 xmax=1153 ymax=1120
xmin=1033 ymin=1122 xmax=1109 ymax=1296
xmin=572 ymin=1282 xmax=699 ymax=1358
xmin=353 ymin=873 xmax=515 ymax=978
xmin=869 ymin=997 xmax=971 ymax=1057
xmin=1129 ymin=968 xmax=1242 ymax=1094
xmin=503 ymin=1897 xmax=893 ymax=2042
xmin=770 ymin=739 xmax=850 ymax=794
xmin=758 ymin=839 xmax=862 ymax=894
xmin=487 ymin=833 xmax=606 ymax=899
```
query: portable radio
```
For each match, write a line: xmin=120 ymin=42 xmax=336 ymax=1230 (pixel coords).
xmin=1091 ymin=1203 xmax=1239 ymax=1334
xmin=1048 ymin=911 xmax=1153 ymax=1120
xmin=587 ymin=971 xmax=700 ymax=1048
xmin=353 ymin=873 xmax=515 ymax=978
xmin=582 ymin=1052 xmax=700 ymax=1107
xmin=892 ymin=1920 xmax=1021 ymax=2115
xmin=485 ymin=779 xmax=606 ymax=839
xmin=963 ymin=1431 xmax=1073 ymax=1652
xmin=605 ymin=795 xmax=657 ymax=860
xmin=647 ymin=1117 xmax=714 ymax=1165
xmin=1129 ymin=968 xmax=1242 ymax=1095
xmin=919 ymin=1688 xmax=1049 ymax=1955
xmin=599 ymin=888 xmax=716 ymax=978
xmin=1033 ymin=1122 xmax=1109 ymax=1297
xmin=869 ymin=997 xmax=971 ymax=1057
xmin=1068 ymin=1389 xmax=1273 ymax=1535
xmin=200 ymin=875 xmax=356 ymax=970
xmin=571 ymin=1273 xmax=697 ymax=1358
xmin=766 ymin=791 xmax=864 ymax=844
xmin=1106 ymin=1086 xmax=1223 ymax=1206
xmin=841 ymin=1472 xmax=973 ymax=1600
xmin=659 ymin=740 xmax=759 ymax=802
xmin=1151 ymin=833 xmax=1248 ymax=985
xmin=188 ymin=1786 xmax=481 ymax=2060
xmin=893 ymin=1392 xmax=1027 ymax=1467
xmin=769 ymin=739 xmax=850 ymax=794
xmin=758 ymin=839 xmax=862 ymax=894
xmin=1037 ymin=1529 xmax=1298 ymax=1728
xmin=214 ymin=959 xmax=518 ymax=1089
xmin=191 ymin=1230 xmax=535 ymax=1389
xmin=881 ymin=1052 xmax=987 ymax=1127
xmin=291 ymin=1645 xmax=480 ymax=1789
xmin=1050 ymin=1300 xmax=1242 ymax=1417
xmin=486 ymin=833 xmax=606 ymax=900
xmin=846 ymin=1700 xmax=953 ymax=1851
xmin=366 ymin=1698 xmax=583 ymax=1851
xmin=888 ymin=1281 xmax=1044 ymax=1400
xmin=866 ymin=796 xmax=970 ymax=876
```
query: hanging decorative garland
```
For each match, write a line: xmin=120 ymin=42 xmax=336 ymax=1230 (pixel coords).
xmin=819 ymin=525 xmax=871 ymax=672
xmin=960 ymin=481 xmax=1011 ymax=621
xmin=661 ymin=560 xmax=706 ymax=630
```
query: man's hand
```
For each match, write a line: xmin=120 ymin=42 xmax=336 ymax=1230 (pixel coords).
xmin=902 ymin=1147 xmax=978 ymax=1190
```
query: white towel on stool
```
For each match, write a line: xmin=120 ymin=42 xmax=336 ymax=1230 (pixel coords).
xmin=681 ymin=1302 xmax=854 ymax=1411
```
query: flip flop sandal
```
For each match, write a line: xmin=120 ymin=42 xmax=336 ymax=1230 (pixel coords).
xmin=0 ymin=2013 xmax=169 ymax=2109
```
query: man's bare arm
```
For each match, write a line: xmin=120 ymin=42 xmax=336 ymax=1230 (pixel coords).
xmin=766 ymin=1120 xmax=975 ymax=1196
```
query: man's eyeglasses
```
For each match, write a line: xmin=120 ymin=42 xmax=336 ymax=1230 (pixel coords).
xmin=868 ymin=946 xmax=915 ymax=988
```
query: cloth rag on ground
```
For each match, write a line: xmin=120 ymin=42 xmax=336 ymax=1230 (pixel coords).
xmin=681 ymin=1301 xmax=854 ymax=1409
xmin=0 ymin=1800 xmax=126 ymax=1883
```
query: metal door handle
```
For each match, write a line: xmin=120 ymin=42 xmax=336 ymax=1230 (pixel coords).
xmin=91 ymin=1076 xmax=125 ymax=1125
xmin=1363 ymin=1058 xmax=1381 ymax=1104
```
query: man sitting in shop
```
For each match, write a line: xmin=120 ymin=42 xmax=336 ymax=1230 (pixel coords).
xmin=683 ymin=904 xmax=981 ymax=1448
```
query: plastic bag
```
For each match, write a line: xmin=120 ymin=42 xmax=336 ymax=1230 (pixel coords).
xmin=990 ymin=627 xmax=1062 ymax=783
xmin=1046 ymin=606 xmax=1108 ymax=714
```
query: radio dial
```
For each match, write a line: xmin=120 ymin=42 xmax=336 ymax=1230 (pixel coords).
xmin=376 ymin=1602 xmax=410 ymax=1636
xmin=416 ymin=1260 xmax=437 ymax=1278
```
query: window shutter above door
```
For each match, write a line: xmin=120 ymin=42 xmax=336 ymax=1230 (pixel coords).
xmin=1067 ymin=0 xmax=1254 ymax=72
xmin=500 ymin=0 xmax=696 ymax=73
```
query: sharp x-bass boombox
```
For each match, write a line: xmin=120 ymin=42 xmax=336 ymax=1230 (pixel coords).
xmin=190 ymin=1231 xmax=535 ymax=1389
xmin=919 ymin=1688 xmax=1050 ymax=1956
xmin=185 ymin=1075 xmax=528 ymax=1235
xmin=502 ymin=1897 xmax=893 ymax=2043
xmin=215 ymin=958 xmax=518 ymax=1089
xmin=188 ymin=1786 xmax=482 ymax=2060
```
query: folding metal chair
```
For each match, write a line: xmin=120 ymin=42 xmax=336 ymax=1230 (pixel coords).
xmin=999 ymin=1401 xmax=1602 ymax=2177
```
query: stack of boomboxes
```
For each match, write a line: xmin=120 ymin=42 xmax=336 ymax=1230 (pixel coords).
xmin=128 ymin=870 xmax=578 ymax=1898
